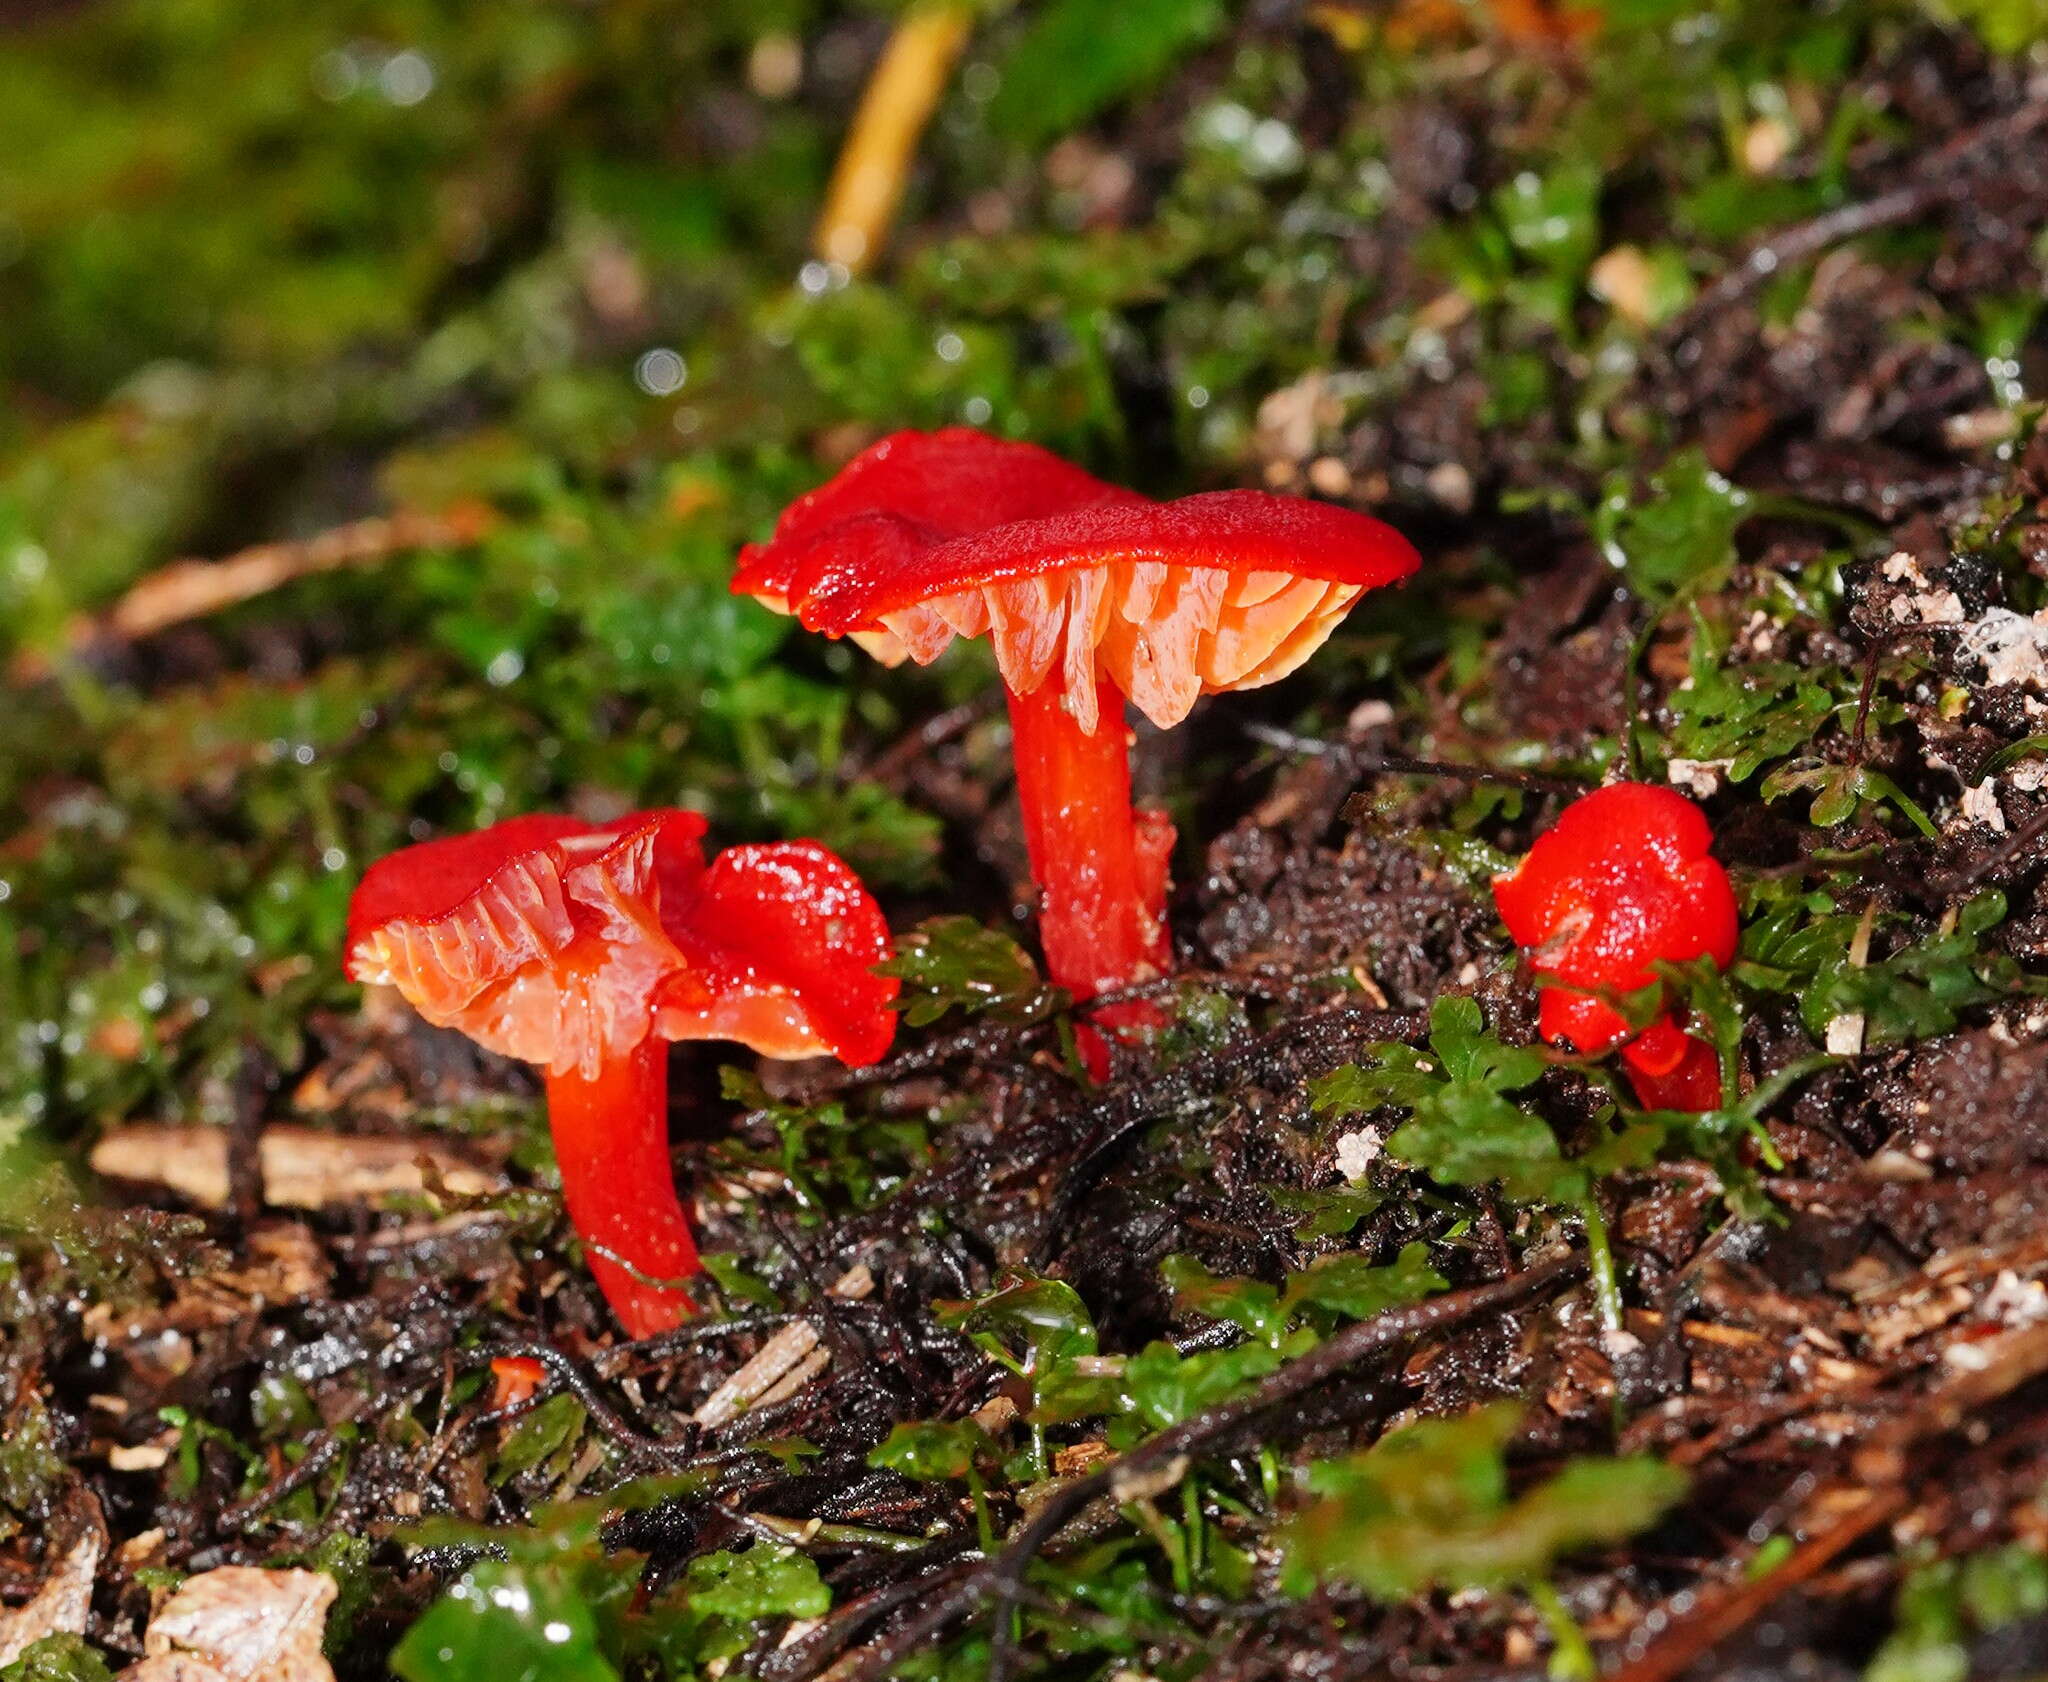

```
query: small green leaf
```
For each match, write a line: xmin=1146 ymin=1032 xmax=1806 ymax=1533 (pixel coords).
xmin=1280 ymin=1243 xmax=1447 ymax=1322
xmin=1264 ymin=1183 xmax=1383 ymax=1241
xmin=1124 ymin=1335 xmax=1303 ymax=1431
xmin=1594 ymin=449 xmax=1752 ymax=607
xmin=1162 ymin=1254 xmax=1287 ymax=1345
xmin=868 ymin=1420 xmax=995 ymax=1483
xmin=0 ymin=1636 xmax=116 ymax=1682
xmin=1387 ymin=1099 xmax=1587 ymax=1205
xmin=876 ymin=916 xmax=1049 ymax=1028
xmin=491 ymin=1394 xmax=586 ymax=1487
xmin=1960 ymin=1544 xmax=2048 ymax=1628
xmin=988 ymin=0 xmax=1227 ymax=148
xmin=1288 ymin=1405 xmax=1687 ymax=1599
xmin=938 ymin=1274 xmax=1099 ymax=1367
xmin=680 ymin=1546 xmax=831 ymax=1622
xmin=1030 ymin=1360 xmax=1133 ymax=1429
xmin=1314 ymin=1001 xmax=1580 ymax=1203
xmin=391 ymin=1559 xmax=620 ymax=1682
xmin=697 ymin=1252 xmax=780 ymax=1311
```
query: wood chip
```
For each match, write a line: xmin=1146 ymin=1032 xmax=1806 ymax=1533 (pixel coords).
xmin=1052 ymin=1440 xmax=1114 ymax=1477
xmin=122 ymin=1660 xmax=235 ymax=1681
xmin=693 ymin=1264 xmax=873 ymax=1428
xmin=970 ymin=1394 xmax=1020 ymax=1434
xmin=0 ymin=1487 xmax=106 ymax=1668
xmin=90 ymin=1125 xmax=503 ymax=1210
xmin=140 ymin=1567 xmax=336 ymax=1682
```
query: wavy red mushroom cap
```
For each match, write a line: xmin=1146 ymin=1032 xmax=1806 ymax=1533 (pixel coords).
xmin=346 ymin=811 xmax=898 ymax=1077
xmin=733 ymin=427 xmax=1421 ymax=733
xmin=1492 ymin=783 xmax=1739 ymax=1063
xmin=656 ymin=841 xmax=899 ymax=1068
xmin=736 ymin=429 xmax=1143 ymax=598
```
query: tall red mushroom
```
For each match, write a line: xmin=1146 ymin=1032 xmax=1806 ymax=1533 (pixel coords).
xmin=734 ymin=429 xmax=1419 ymax=1042
xmin=346 ymin=810 xmax=896 ymax=1337
xmin=1492 ymin=783 xmax=1738 ymax=1110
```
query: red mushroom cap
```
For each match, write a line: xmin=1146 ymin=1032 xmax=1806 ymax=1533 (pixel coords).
xmin=734 ymin=428 xmax=1420 ymax=732
xmin=736 ymin=429 xmax=1143 ymax=602
xmin=488 ymin=1355 xmax=548 ymax=1411
xmin=1492 ymin=783 xmax=1738 ymax=1062
xmin=346 ymin=810 xmax=897 ymax=1076
xmin=657 ymin=840 xmax=899 ymax=1068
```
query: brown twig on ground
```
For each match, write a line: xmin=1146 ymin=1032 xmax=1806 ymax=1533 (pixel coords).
xmin=831 ymin=1255 xmax=1587 ymax=1682
xmin=218 ymin=1431 xmax=349 ymax=1533
xmin=88 ymin=1124 xmax=504 ymax=1210
xmin=9 ymin=501 xmax=496 ymax=683
xmin=692 ymin=1263 xmax=876 ymax=1427
xmin=1613 ymin=1486 xmax=1909 ymax=1682
xmin=813 ymin=6 xmax=973 ymax=275
xmin=1663 ymin=98 xmax=2048 ymax=343
xmin=479 ymin=1339 xmax=714 ymax=1470
xmin=1609 ymin=1318 xmax=2048 ymax=1682
xmin=1245 ymin=723 xmax=1590 ymax=798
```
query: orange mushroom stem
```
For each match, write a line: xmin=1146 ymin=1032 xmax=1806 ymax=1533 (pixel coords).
xmin=347 ymin=811 xmax=897 ymax=1337
xmin=543 ymin=1036 xmax=702 ymax=1333
xmin=1007 ymin=674 xmax=1171 ymax=1000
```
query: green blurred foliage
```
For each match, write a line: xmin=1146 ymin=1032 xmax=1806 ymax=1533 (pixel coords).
xmin=1286 ymin=1402 xmax=1687 ymax=1597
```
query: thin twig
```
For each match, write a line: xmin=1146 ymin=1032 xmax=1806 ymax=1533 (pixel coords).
xmin=1246 ymin=722 xmax=1590 ymax=797
xmin=1663 ymin=98 xmax=2048 ymax=342
xmin=1609 ymin=1318 xmax=2048 ymax=1682
xmin=813 ymin=5 xmax=974 ymax=275
xmin=218 ymin=1431 xmax=347 ymax=1532
xmin=595 ymin=1307 xmax=884 ymax=1377
xmin=844 ymin=1255 xmax=1586 ymax=1682
xmin=1848 ymin=623 xmax=1947 ymax=765
xmin=10 ymin=502 xmax=495 ymax=683
xmin=481 ymin=1339 xmax=705 ymax=1469
xmin=771 ymin=1551 xmax=981 ymax=1682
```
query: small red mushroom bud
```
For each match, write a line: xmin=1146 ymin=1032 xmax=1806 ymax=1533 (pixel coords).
xmin=346 ymin=811 xmax=897 ymax=1338
xmin=1492 ymin=783 xmax=1738 ymax=1110
xmin=489 ymin=1356 xmax=546 ymax=1412
xmin=734 ymin=428 xmax=1419 ymax=1064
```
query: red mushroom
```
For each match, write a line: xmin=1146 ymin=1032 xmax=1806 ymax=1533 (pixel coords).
xmin=734 ymin=429 xmax=1419 ymax=1051
xmin=346 ymin=810 xmax=896 ymax=1337
xmin=488 ymin=1356 xmax=547 ymax=1412
xmin=1492 ymin=783 xmax=1738 ymax=1110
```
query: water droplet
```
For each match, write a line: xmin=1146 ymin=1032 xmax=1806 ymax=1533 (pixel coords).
xmin=311 ymin=48 xmax=360 ymax=101
xmin=380 ymin=50 xmax=434 ymax=107
xmin=634 ymin=347 xmax=687 ymax=396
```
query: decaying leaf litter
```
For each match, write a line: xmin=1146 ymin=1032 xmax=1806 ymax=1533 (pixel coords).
xmin=3 ymin=3 xmax=2048 ymax=1679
